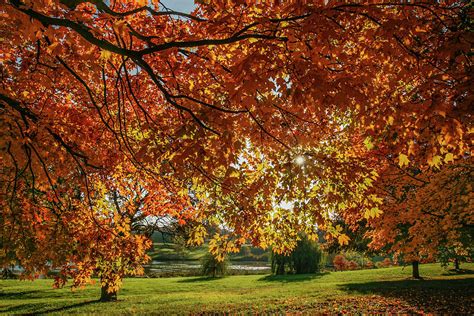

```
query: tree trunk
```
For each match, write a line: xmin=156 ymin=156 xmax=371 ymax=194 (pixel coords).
xmin=1 ymin=268 xmax=13 ymax=279
xmin=277 ymin=261 xmax=285 ymax=275
xmin=454 ymin=258 xmax=460 ymax=270
xmin=412 ymin=261 xmax=421 ymax=279
xmin=100 ymin=284 xmax=117 ymax=302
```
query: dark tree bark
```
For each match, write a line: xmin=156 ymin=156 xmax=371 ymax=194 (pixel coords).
xmin=1 ymin=267 xmax=14 ymax=279
xmin=100 ymin=284 xmax=118 ymax=302
xmin=277 ymin=261 xmax=285 ymax=275
xmin=412 ymin=260 xmax=421 ymax=279
xmin=454 ymin=258 xmax=460 ymax=270
xmin=272 ymin=253 xmax=288 ymax=275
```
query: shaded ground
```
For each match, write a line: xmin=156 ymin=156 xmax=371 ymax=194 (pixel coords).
xmin=0 ymin=263 xmax=472 ymax=315
xmin=282 ymin=278 xmax=473 ymax=315
xmin=338 ymin=278 xmax=473 ymax=314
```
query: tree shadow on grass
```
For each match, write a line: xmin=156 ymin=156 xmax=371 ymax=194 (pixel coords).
xmin=1 ymin=300 xmax=101 ymax=315
xmin=340 ymin=278 xmax=474 ymax=294
xmin=35 ymin=300 xmax=100 ymax=315
xmin=0 ymin=290 xmax=42 ymax=299
xmin=441 ymin=268 xmax=474 ymax=276
xmin=339 ymin=278 xmax=474 ymax=314
xmin=258 ymin=272 xmax=329 ymax=282
xmin=0 ymin=300 xmax=99 ymax=315
xmin=0 ymin=288 xmax=67 ymax=300
xmin=177 ymin=276 xmax=224 ymax=283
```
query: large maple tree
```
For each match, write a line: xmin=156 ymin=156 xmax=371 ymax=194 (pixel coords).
xmin=1 ymin=0 xmax=472 ymax=299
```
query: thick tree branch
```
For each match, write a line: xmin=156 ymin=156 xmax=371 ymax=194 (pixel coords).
xmin=1 ymin=93 xmax=100 ymax=169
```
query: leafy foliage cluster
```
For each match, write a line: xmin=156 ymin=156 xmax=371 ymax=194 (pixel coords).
xmin=200 ymin=253 xmax=229 ymax=278
xmin=272 ymin=236 xmax=323 ymax=275
xmin=0 ymin=0 xmax=472 ymax=298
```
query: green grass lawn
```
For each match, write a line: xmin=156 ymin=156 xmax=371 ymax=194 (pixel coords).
xmin=1 ymin=263 xmax=472 ymax=315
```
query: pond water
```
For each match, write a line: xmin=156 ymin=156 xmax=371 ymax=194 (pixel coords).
xmin=146 ymin=260 xmax=271 ymax=275
xmin=6 ymin=261 xmax=272 ymax=279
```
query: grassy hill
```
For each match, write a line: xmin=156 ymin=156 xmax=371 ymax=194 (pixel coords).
xmin=148 ymin=242 xmax=270 ymax=262
xmin=1 ymin=263 xmax=472 ymax=315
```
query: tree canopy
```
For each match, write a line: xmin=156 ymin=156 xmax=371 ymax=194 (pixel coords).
xmin=1 ymin=0 xmax=472 ymax=296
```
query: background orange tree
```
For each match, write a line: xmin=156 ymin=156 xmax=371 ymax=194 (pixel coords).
xmin=366 ymin=159 xmax=473 ymax=278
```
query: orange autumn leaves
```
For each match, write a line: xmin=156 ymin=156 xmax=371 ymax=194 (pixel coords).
xmin=0 ymin=0 xmax=472 ymax=294
xmin=366 ymin=159 xmax=473 ymax=263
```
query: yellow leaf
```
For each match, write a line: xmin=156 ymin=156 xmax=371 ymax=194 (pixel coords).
xmin=370 ymin=170 xmax=379 ymax=179
xmin=248 ymin=38 xmax=258 ymax=43
xmin=398 ymin=153 xmax=409 ymax=168
xmin=444 ymin=153 xmax=454 ymax=163
xmin=229 ymin=170 xmax=240 ymax=178
xmin=364 ymin=207 xmax=383 ymax=219
xmin=428 ymin=155 xmax=442 ymax=168
xmin=338 ymin=234 xmax=350 ymax=246
xmin=363 ymin=177 xmax=373 ymax=187
xmin=363 ymin=137 xmax=374 ymax=150
xmin=369 ymin=194 xmax=383 ymax=204
xmin=100 ymin=50 xmax=112 ymax=61
xmin=387 ymin=116 xmax=394 ymax=125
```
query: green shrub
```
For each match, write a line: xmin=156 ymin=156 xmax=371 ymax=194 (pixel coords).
xmin=272 ymin=235 xmax=323 ymax=275
xmin=271 ymin=252 xmax=292 ymax=275
xmin=200 ymin=253 xmax=228 ymax=277
xmin=291 ymin=237 xmax=323 ymax=274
